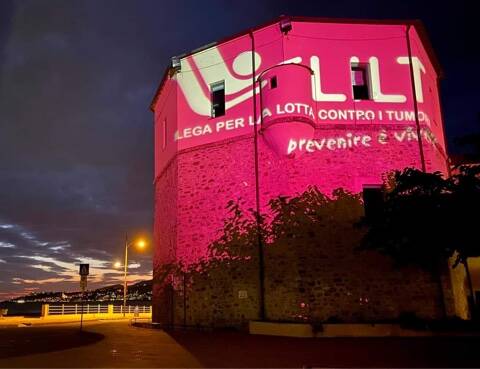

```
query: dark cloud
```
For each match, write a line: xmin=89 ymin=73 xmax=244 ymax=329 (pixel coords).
xmin=0 ymin=0 xmax=477 ymax=298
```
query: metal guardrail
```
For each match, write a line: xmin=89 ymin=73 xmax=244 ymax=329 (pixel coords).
xmin=112 ymin=305 xmax=152 ymax=314
xmin=46 ymin=304 xmax=151 ymax=316
xmin=48 ymin=304 xmax=108 ymax=315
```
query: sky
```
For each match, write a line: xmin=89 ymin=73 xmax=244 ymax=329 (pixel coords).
xmin=0 ymin=0 xmax=478 ymax=300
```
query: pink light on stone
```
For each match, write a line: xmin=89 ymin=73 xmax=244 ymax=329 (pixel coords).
xmin=259 ymin=63 xmax=316 ymax=158
xmin=151 ymin=19 xmax=449 ymax=271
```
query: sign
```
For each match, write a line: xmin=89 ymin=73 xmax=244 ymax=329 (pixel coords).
xmin=154 ymin=21 xmax=446 ymax=174
xmin=238 ymin=290 xmax=248 ymax=299
xmin=79 ymin=264 xmax=89 ymax=293
xmin=79 ymin=263 xmax=89 ymax=276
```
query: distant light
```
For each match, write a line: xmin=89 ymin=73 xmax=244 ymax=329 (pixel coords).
xmin=136 ymin=239 xmax=146 ymax=249
xmin=114 ymin=261 xmax=122 ymax=268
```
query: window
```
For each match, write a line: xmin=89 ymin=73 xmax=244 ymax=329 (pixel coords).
xmin=270 ymin=76 xmax=278 ymax=89
xmin=162 ymin=118 xmax=167 ymax=150
xmin=362 ymin=185 xmax=383 ymax=221
xmin=211 ymin=81 xmax=225 ymax=118
xmin=351 ymin=64 xmax=370 ymax=100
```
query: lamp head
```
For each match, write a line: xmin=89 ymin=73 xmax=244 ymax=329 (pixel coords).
xmin=135 ymin=239 xmax=146 ymax=249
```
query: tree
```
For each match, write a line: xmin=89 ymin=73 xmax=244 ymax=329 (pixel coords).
xmin=448 ymin=164 xmax=480 ymax=307
xmin=360 ymin=168 xmax=454 ymax=270
xmin=359 ymin=165 xmax=480 ymax=316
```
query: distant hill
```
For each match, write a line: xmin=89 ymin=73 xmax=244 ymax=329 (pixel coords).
xmin=5 ymin=279 xmax=152 ymax=303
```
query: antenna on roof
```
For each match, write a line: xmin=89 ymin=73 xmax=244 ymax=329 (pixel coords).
xmin=171 ymin=56 xmax=181 ymax=73
xmin=279 ymin=15 xmax=292 ymax=34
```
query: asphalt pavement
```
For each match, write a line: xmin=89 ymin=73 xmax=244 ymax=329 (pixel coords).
xmin=1 ymin=320 xmax=480 ymax=367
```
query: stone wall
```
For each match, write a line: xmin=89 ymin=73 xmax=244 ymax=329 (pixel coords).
xmin=162 ymin=190 xmax=447 ymax=327
xmin=153 ymin=125 xmax=461 ymax=326
xmin=156 ymin=125 xmax=432 ymax=266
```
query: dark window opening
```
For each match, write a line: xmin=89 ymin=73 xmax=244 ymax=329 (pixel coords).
xmin=270 ymin=76 xmax=278 ymax=89
xmin=351 ymin=65 xmax=370 ymax=100
xmin=363 ymin=185 xmax=384 ymax=221
xmin=211 ymin=81 xmax=225 ymax=118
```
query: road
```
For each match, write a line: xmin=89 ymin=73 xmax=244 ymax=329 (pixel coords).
xmin=1 ymin=320 xmax=480 ymax=367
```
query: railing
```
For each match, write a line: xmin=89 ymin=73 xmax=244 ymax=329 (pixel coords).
xmin=43 ymin=304 xmax=151 ymax=317
xmin=112 ymin=305 xmax=151 ymax=314
xmin=48 ymin=304 xmax=109 ymax=315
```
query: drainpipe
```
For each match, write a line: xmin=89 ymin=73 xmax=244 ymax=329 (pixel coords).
xmin=435 ymin=77 xmax=452 ymax=177
xmin=406 ymin=26 xmax=449 ymax=317
xmin=249 ymin=29 xmax=266 ymax=321
xmin=406 ymin=24 xmax=426 ymax=172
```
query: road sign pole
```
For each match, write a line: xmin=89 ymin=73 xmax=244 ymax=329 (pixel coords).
xmin=78 ymin=264 xmax=89 ymax=332
xmin=80 ymin=292 xmax=84 ymax=331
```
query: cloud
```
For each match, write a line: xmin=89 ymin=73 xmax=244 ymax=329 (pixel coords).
xmin=12 ymin=277 xmax=70 ymax=285
xmin=30 ymin=264 xmax=53 ymax=272
xmin=0 ymin=218 xmax=151 ymax=299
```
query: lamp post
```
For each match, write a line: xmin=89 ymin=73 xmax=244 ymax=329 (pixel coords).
xmin=120 ymin=233 xmax=146 ymax=316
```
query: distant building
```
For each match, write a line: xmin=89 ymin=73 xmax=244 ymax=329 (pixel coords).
xmin=151 ymin=16 xmax=467 ymax=326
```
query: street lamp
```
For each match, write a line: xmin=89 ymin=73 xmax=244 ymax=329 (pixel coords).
xmin=120 ymin=233 xmax=146 ymax=316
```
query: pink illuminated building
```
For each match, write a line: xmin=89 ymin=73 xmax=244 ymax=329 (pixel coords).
xmin=151 ymin=17 xmax=462 ymax=326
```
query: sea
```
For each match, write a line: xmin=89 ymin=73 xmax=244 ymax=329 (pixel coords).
xmin=0 ymin=302 xmax=43 ymax=316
